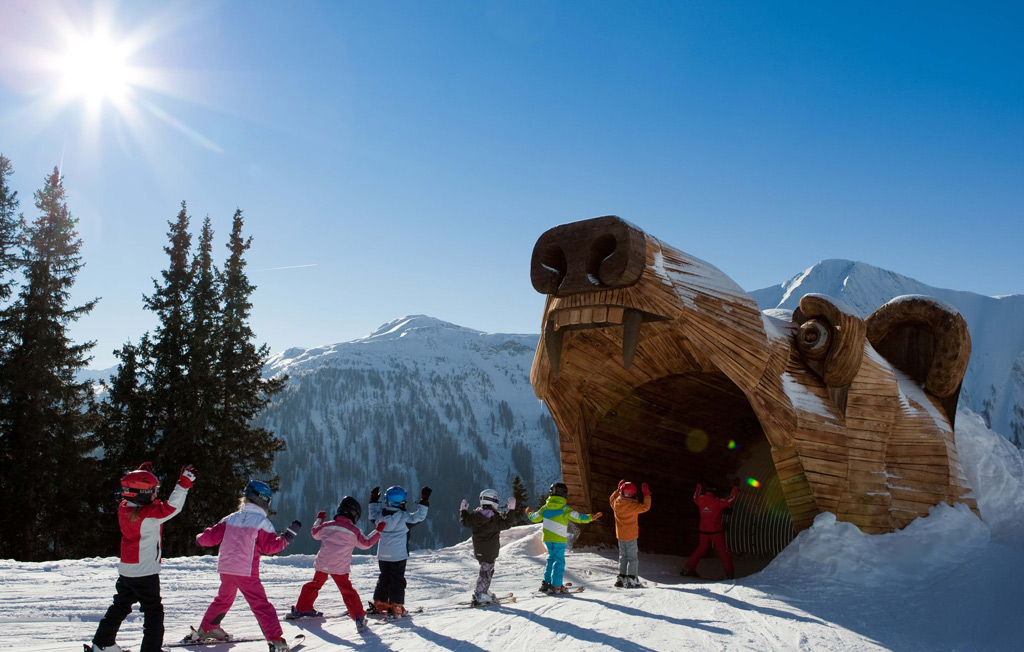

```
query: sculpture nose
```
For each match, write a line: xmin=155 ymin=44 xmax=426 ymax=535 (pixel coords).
xmin=530 ymin=216 xmax=646 ymax=296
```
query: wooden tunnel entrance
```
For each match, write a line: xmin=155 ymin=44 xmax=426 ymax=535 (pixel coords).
xmin=581 ymin=372 xmax=794 ymax=571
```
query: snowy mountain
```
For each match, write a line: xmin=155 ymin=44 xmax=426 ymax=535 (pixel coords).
xmin=256 ymin=316 xmax=560 ymax=554
xmin=751 ymin=259 xmax=1024 ymax=447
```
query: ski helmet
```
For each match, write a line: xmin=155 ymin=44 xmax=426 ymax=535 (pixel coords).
xmin=620 ymin=482 xmax=638 ymax=498
xmin=479 ymin=488 xmax=500 ymax=509
xmin=121 ymin=468 xmax=159 ymax=504
xmin=384 ymin=485 xmax=407 ymax=509
xmin=550 ymin=482 xmax=568 ymax=498
xmin=244 ymin=480 xmax=273 ymax=509
xmin=336 ymin=495 xmax=361 ymax=522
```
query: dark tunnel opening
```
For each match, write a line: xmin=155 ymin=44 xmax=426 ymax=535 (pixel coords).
xmin=578 ymin=372 xmax=794 ymax=577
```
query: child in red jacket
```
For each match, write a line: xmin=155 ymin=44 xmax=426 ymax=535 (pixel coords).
xmin=681 ymin=480 xmax=739 ymax=580
xmin=288 ymin=496 xmax=385 ymax=632
xmin=89 ymin=461 xmax=195 ymax=652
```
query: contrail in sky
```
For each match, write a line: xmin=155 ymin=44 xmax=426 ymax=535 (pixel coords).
xmin=251 ymin=263 xmax=319 ymax=273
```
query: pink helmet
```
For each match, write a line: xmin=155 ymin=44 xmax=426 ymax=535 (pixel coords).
xmin=621 ymin=482 xmax=638 ymax=498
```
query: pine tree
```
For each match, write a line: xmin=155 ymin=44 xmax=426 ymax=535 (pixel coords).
xmin=0 ymin=167 xmax=99 ymax=560
xmin=512 ymin=475 xmax=529 ymax=525
xmin=0 ymin=154 xmax=21 ymax=307
xmin=185 ymin=208 xmax=286 ymax=554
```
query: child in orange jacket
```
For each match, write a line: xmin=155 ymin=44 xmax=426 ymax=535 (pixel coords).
xmin=609 ymin=479 xmax=651 ymax=588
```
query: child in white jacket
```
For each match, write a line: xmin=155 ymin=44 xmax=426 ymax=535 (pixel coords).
xmin=367 ymin=484 xmax=430 ymax=617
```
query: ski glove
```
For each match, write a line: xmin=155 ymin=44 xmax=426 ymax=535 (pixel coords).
xmin=316 ymin=510 xmax=327 ymax=521
xmin=507 ymin=497 xmax=516 ymax=510
xmin=178 ymin=464 xmax=197 ymax=489
xmin=375 ymin=521 xmax=387 ymax=532
xmin=460 ymin=499 xmax=469 ymax=512
xmin=419 ymin=486 xmax=432 ymax=506
xmin=524 ymin=507 xmax=532 ymax=515
xmin=282 ymin=520 xmax=302 ymax=543
xmin=592 ymin=512 xmax=603 ymax=520
xmin=370 ymin=486 xmax=381 ymax=503
xmin=641 ymin=483 xmax=651 ymax=497
xmin=618 ymin=479 xmax=626 ymax=492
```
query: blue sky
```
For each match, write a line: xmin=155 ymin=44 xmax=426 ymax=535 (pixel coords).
xmin=1 ymin=1 xmax=1021 ymax=369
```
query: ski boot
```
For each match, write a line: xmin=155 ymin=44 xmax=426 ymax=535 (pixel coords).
xmin=472 ymin=591 xmax=496 ymax=606
xmin=185 ymin=626 xmax=231 ymax=643
xmin=369 ymin=600 xmax=390 ymax=615
xmin=88 ymin=644 xmax=122 ymax=652
xmin=389 ymin=603 xmax=408 ymax=617
xmin=539 ymin=580 xmax=552 ymax=593
xmin=288 ymin=605 xmax=323 ymax=619
xmin=547 ymin=585 xmax=567 ymax=595
xmin=626 ymin=575 xmax=642 ymax=588
xmin=680 ymin=568 xmax=699 ymax=578
xmin=614 ymin=575 xmax=625 ymax=588
xmin=267 ymin=637 xmax=289 ymax=652
xmin=355 ymin=616 xmax=367 ymax=633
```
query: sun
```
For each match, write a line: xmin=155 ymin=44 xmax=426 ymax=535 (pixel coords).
xmin=58 ymin=31 xmax=135 ymax=106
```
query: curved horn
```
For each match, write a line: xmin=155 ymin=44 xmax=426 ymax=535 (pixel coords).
xmin=794 ymin=294 xmax=866 ymax=388
xmin=866 ymin=295 xmax=970 ymax=399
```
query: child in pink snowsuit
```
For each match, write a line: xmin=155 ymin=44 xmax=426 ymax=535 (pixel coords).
xmin=191 ymin=481 xmax=300 ymax=651
xmin=290 ymin=496 xmax=385 ymax=630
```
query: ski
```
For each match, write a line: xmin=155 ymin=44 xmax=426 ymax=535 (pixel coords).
xmin=369 ymin=606 xmax=424 ymax=625
xmin=167 ymin=632 xmax=305 ymax=648
xmin=533 ymin=586 xmax=585 ymax=596
xmin=284 ymin=610 xmax=349 ymax=621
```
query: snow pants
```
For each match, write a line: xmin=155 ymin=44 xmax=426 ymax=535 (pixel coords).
xmin=618 ymin=538 xmax=639 ymax=577
xmin=475 ymin=561 xmax=496 ymax=594
xmin=685 ymin=532 xmax=734 ymax=577
xmin=200 ymin=573 xmax=282 ymax=640
xmin=543 ymin=542 xmax=567 ymax=587
xmin=93 ymin=574 xmax=164 ymax=652
xmin=296 ymin=570 xmax=365 ymax=619
xmin=372 ymin=559 xmax=408 ymax=606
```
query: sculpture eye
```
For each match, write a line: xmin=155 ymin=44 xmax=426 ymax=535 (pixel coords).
xmin=797 ymin=319 xmax=830 ymax=359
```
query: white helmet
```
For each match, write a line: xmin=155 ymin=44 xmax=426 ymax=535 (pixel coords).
xmin=479 ymin=488 xmax=500 ymax=508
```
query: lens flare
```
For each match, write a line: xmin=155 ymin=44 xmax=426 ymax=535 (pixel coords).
xmin=686 ymin=429 xmax=708 ymax=453
xmin=727 ymin=440 xmax=737 ymax=450
xmin=746 ymin=478 xmax=761 ymax=488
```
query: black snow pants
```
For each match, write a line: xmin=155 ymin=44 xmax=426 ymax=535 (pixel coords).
xmin=93 ymin=574 xmax=164 ymax=652
xmin=372 ymin=560 xmax=408 ymax=605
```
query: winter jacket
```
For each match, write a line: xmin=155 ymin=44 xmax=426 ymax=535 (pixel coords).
xmin=310 ymin=514 xmax=382 ymax=575
xmin=196 ymin=502 xmax=290 ymax=577
xmin=368 ymin=501 xmax=428 ymax=562
xmin=460 ymin=507 xmax=514 ymax=563
xmin=117 ymin=482 xmax=189 ymax=577
xmin=527 ymin=495 xmax=595 ymax=544
xmin=609 ymin=489 xmax=651 ymax=542
xmin=693 ymin=484 xmax=739 ymax=533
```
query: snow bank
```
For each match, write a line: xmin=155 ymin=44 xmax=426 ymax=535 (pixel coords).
xmin=758 ymin=504 xmax=989 ymax=590
xmin=955 ymin=408 xmax=1024 ymax=544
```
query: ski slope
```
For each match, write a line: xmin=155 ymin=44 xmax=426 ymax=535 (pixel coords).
xmin=2 ymin=409 xmax=1022 ymax=651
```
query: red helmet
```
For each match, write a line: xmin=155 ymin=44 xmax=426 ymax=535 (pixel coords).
xmin=121 ymin=466 xmax=159 ymax=504
xmin=621 ymin=482 xmax=638 ymax=498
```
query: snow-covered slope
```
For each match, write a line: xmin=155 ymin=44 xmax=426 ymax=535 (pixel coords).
xmin=751 ymin=259 xmax=1024 ymax=447
xmin=5 ymin=407 xmax=1022 ymax=652
xmin=257 ymin=316 xmax=559 ymax=553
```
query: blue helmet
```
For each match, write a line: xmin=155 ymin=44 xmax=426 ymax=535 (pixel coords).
xmin=384 ymin=485 xmax=407 ymax=509
xmin=244 ymin=480 xmax=273 ymax=508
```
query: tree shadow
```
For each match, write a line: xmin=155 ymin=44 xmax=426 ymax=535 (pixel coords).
xmin=660 ymin=586 xmax=829 ymax=626
xmin=403 ymin=623 xmax=492 ymax=652
xmin=508 ymin=607 xmax=681 ymax=652
xmin=283 ymin=618 xmax=397 ymax=650
xmin=579 ymin=595 xmax=733 ymax=634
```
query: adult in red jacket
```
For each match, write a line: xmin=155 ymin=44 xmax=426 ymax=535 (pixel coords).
xmin=681 ymin=480 xmax=739 ymax=580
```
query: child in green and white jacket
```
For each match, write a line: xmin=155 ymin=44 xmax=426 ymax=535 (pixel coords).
xmin=525 ymin=482 xmax=602 ymax=593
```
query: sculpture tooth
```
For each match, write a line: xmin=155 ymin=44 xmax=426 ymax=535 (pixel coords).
xmin=546 ymin=325 xmax=564 ymax=374
xmin=622 ymin=309 xmax=642 ymax=369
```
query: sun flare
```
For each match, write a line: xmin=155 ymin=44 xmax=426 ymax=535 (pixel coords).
xmin=58 ymin=32 xmax=135 ymax=106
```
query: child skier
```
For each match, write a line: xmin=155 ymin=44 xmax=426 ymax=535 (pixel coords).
xmin=289 ymin=496 xmax=386 ymax=632
xmin=367 ymin=484 xmax=431 ymax=617
xmin=681 ymin=480 xmax=740 ymax=580
xmin=609 ymin=479 xmax=652 ymax=588
xmin=89 ymin=462 xmax=196 ymax=652
xmin=525 ymin=482 xmax=602 ymax=594
xmin=188 ymin=481 xmax=302 ymax=651
xmin=459 ymin=489 xmax=516 ymax=605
